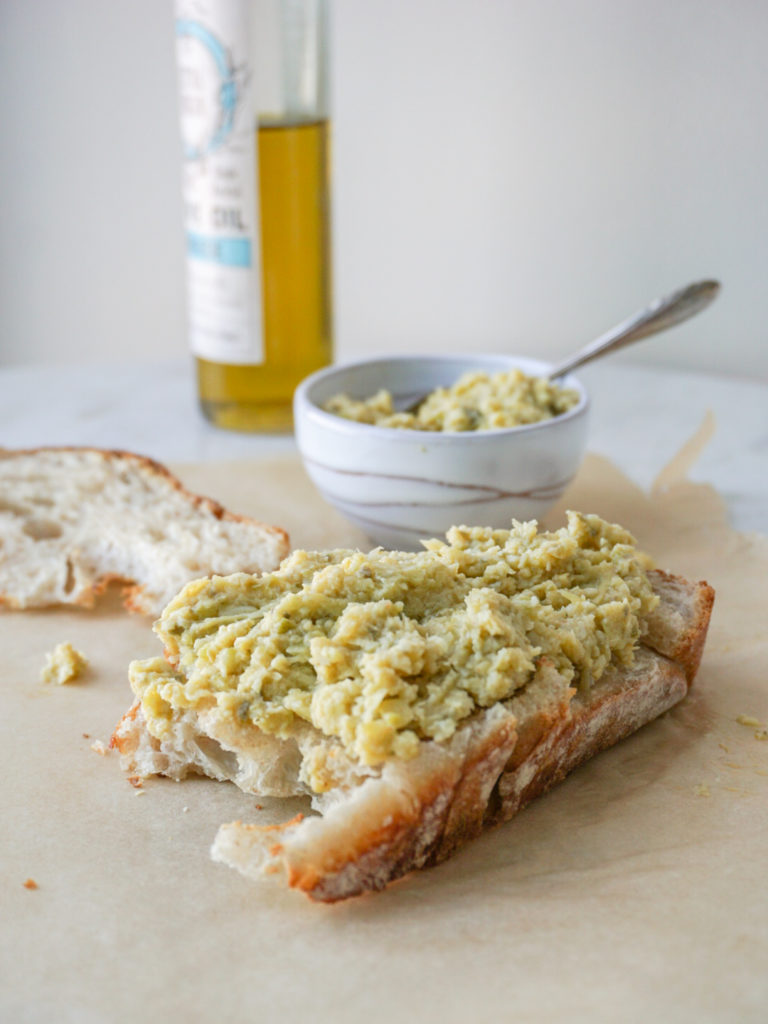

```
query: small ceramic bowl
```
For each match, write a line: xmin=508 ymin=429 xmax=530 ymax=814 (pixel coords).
xmin=293 ymin=354 xmax=589 ymax=549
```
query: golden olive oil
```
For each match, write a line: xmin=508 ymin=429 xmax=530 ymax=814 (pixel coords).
xmin=197 ymin=118 xmax=332 ymax=432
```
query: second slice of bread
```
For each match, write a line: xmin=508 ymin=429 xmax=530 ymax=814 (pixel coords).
xmin=0 ymin=447 xmax=289 ymax=615
xmin=112 ymin=568 xmax=714 ymax=901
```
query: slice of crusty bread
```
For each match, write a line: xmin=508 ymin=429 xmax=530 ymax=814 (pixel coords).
xmin=112 ymin=569 xmax=714 ymax=901
xmin=0 ymin=447 xmax=289 ymax=615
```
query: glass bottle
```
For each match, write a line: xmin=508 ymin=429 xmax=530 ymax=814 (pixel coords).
xmin=175 ymin=0 xmax=332 ymax=432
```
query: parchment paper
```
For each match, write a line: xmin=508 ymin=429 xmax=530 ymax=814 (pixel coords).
xmin=2 ymin=433 xmax=767 ymax=1024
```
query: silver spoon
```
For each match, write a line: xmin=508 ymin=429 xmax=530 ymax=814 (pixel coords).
xmin=546 ymin=279 xmax=720 ymax=380
xmin=400 ymin=280 xmax=720 ymax=413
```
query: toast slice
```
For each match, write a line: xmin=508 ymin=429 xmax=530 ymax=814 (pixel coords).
xmin=0 ymin=447 xmax=289 ymax=615
xmin=112 ymin=528 xmax=714 ymax=901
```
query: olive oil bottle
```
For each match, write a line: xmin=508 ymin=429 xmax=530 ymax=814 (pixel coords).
xmin=175 ymin=0 xmax=332 ymax=432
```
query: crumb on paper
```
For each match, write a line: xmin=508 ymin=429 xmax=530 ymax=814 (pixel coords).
xmin=134 ymin=789 xmax=146 ymax=797
xmin=41 ymin=642 xmax=88 ymax=685
xmin=90 ymin=740 xmax=108 ymax=756
xmin=735 ymin=715 xmax=768 ymax=740
xmin=23 ymin=878 xmax=38 ymax=890
xmin=182 ymin=806 xmax=189 ymax=813
xmin=82 ymin=733 xmax=90 ymax=739
xmin=693 ymin=783 xmax=711 ymax=798
xmin=255 ymin=804 xmax=263 ymax=811
xmin=736 ymin=715 xmax=762 ymax=728
xmin=127 ymin=775 xmax=143 ymax=789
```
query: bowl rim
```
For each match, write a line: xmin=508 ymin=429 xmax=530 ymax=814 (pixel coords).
xmin=294 ymin=353 xmax=590 ymax=443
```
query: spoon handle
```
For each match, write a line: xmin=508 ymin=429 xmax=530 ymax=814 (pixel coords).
xmin=547 ymin=279 xmax=721 ymax=380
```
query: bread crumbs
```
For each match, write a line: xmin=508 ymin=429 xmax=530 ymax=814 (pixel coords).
xmin=735 ymin=715 xmax=768 ymax=741
xmin=23 ymin=878 xmax=38 ymax=890
xmin=736 ymin=715 xmax=762 ymax=728
xmin=41 ymin=642 xmax=88 ymax=685
xmin=90 ymin=740 xmax=108 ymax=756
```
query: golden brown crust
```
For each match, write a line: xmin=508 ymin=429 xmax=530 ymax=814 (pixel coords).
xmin=257 ymin=652 xmax=689 ymax=901
xmin=429 ymin=708 xmax=518 ymax=864
xmin=644 ymin=571 xmax=715 ymax=683
xmin=493 ymin=649 xmax=688 ymax=823
xmin=297 ymin=742 xmax=471 ymax=894
xmin=110 ymin=702 xmax=140 ymax=755
xmin=312 ymin=707 xmax=519 ymax=899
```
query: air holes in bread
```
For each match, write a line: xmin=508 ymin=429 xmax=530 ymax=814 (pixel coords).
xmin=22 ymin=519 xmax=63 ymax=541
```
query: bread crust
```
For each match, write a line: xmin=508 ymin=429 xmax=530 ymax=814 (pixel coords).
xmin=210 ymin=647 xmax=692 ymax=901
xmin=644 ymin=569 xmax=715 ymax=682
xmin=493 ymin=648 xmax=688 ymax=823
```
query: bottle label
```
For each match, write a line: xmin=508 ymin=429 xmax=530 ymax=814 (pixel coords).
xmin=175 ymin=0 xmax=263 ymax=364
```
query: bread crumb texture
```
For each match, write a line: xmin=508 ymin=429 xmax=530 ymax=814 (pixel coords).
xmin=130 ymin=513 xmax=657 ymax=789
xmin=23 ymin=878 xmax=39 ymax=890
xmin=324 ymin=368 xmax=580 ymax=432
xmin=40 ymin=641 xmax=88 ymax=685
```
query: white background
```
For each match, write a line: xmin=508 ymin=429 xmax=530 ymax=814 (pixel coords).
xmin=1 ymin=0 xmax=766 ymax=378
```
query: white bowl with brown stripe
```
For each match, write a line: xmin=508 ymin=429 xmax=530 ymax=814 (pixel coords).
xmin=294 ymin=355 xmax=589 ymax=550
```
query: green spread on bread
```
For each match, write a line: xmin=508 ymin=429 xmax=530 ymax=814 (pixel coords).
xmin=130 ymin=513 xmax=656 ymax=788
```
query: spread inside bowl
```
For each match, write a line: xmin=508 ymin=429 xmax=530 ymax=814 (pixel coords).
xmin=322 ymin=368 xmax=580 ymax=431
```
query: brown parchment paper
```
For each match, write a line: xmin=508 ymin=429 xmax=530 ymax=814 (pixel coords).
xmin=2 ymin=436 xmax=767 ymax=1024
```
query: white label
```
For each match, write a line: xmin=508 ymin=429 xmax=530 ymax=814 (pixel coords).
xmin=175 ymin=0 xmax=263 ymax=364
